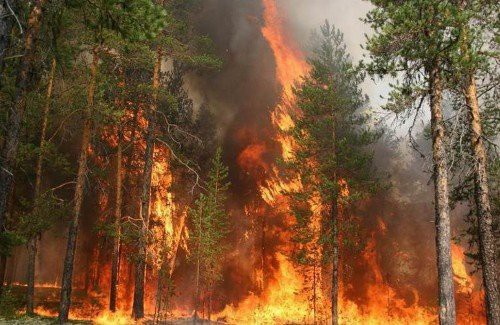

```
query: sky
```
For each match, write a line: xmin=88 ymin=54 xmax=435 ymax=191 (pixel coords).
xmin=284 ymin=0 xmax=391 ymax=109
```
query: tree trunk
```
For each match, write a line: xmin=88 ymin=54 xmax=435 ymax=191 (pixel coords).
xmin=26 ymin=57 xmax=56 ymax=315
xmin=330 ymin=107 xmax=339 ymax=325
xmin=0 ymin=0 xmax=18 ymax=73
xmin=194 ymin=250 xmax=201 ymax=323
xmin=132 ymin=49 xmax=162 ymax=320
xmin=0 ymin=0 xmax=46 ymax=246
xmin=0 ymin=254 xmax=6 ymax=295
xmin=168 ymin=212 xmax=186 ymax=277
xmin=464 ymin=74 xmax=500 ymax=325
xmin=109 ymin=135 xmax=123 ymax=312
xmin=331 ymin=198 xmax=339 ymax=325
xmin=429 ymin=63 xmax=456 ymax=325
xmin=58 ymin=48 xmax=99 ymax=324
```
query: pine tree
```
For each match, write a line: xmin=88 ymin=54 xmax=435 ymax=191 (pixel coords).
xmin=286 ymin=22 xmax=380 ymax=325
xmin=0 ymin=0 xmax=48 ymax=262
xmin=449 ymin=1 xmax=500 ymax=322
xmin=56 ymin=1 xmax=166 ymax=322
xmin=363 ymin=2 xmax=461 ymax=323
xmin=190 ymin=148 xmax=230 ymax=322
xmin=132 ymin=0 xmax=221 ymax=318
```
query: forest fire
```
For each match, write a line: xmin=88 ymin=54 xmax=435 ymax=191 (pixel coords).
xmin=216 ymin=0 xmax=487 ymax=324
xmin=0 ymin=0 xmax=496 ymax=324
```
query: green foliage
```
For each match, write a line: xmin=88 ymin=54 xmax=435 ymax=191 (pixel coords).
xmin=16 ymin=192 xmax=70 ymax=239
xmin=364 ymin=0 xmax=499 ymax=270
xmin=189 ymin=148 xmax=230 ymax=288
xmin=0 ymin=231 xmax=25 ymax=257
xmin=363 ymin=0 xmax=459 ymax=115
xmin=0 ymin=288 xmax=23 ymax=319
xmin=67 ymin=0 xmax=166 ymax=44
xmin=286 ymin=21 xmax=380 ymax=265
xmin=157 ymin=0 xmax=222 ymax=72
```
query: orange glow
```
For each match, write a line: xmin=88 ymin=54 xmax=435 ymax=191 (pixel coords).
xmin=452 ymin=244 xmax=474 ymax=294
xmin=94 ymin=310 xmax=135 ymax=324
xmin=29 ymin=1 xmax=486 ymax=323
xmin=218 ymin=1 xmax=487 ymax=324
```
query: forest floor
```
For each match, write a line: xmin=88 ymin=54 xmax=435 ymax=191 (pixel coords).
xmin=0 ymin=315 xmax=90 ymax=324
xmin=0 ymin=316 xmax=223 ymax=324
xmin=1 ymin=285 xmax=226 ymax=324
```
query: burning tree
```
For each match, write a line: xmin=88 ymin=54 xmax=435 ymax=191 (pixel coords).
xmin=55 ymin=1 xmax=166 ymax=322
xmin=285 ymin=21 xmax=381 ymax=324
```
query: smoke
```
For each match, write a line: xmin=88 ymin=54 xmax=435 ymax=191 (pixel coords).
xmin=190 ymin=0 xmax=477 ymax=314
xmin=3 ymin=0 xmax=483 ymax=320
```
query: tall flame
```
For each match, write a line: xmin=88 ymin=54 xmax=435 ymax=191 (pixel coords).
xmin=219 ymin=1 xmax=487 ymax=324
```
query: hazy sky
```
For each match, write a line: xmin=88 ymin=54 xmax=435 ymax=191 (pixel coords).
xmin=284 ymin=0 xmax=391 ymax=109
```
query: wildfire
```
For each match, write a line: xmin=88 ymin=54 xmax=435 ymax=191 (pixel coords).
xmin=21 ymin=1 xmax=487 ymax=323
xmin=219 ymin=0 xmax=321 ymax=323
xmin=218 ymin=254 xmax=312 ymax=324
xmin=451 ymin=244 xmax=474 ymax=294
xmin=94 ymin=310 xmax=135 ymax=324
xmin=223 ymin=0 xmax=487 ymax=324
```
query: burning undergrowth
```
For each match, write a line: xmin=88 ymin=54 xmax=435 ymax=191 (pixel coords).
xmin=2 ymin=0 xmax=487 ymax=324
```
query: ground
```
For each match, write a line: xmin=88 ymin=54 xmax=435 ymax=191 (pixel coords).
xmin=0 ymin=315 xmax=90 ymax=324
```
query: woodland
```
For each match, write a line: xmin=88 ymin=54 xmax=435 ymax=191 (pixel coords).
xmin=0 ymin=0 xmax=498 ymax=324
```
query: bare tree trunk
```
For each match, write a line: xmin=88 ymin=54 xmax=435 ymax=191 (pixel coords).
xmin=168 ymin=212 xmax=186 ymax=277
xmin=109 ymin=134 xmax=123 ymax=312
xmin=464 ymin=74 xmax=500 ymax=325
xmin=26 ymin=57 xmax=56 ymax=315
xmin=429 ymin=63 xmax=456 ymax=325
xmin=154 ymin=270 xmax=163 ymax=324
xmin=0 ymin=0 xmax=46 ymax=248
xmin=132 ymin=49 xmax=162 ymax=320
xmin=194 ymin=206 xmax=203 ymax=324
xmin=58 ymin=48 xmax=99 ymax=324
xmin=331 ymin=198 xmax=339 ymax=325
xmin=313 ymin=261 xmax=317 ymax=325
xmin=0 ymin=254 xmax=6 ymax=295
xmin=330 ymin=109 xmax=339 ymax=325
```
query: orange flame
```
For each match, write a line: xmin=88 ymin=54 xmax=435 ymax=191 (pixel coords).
xmin=220 ymin=1 xmax=487 ymax=324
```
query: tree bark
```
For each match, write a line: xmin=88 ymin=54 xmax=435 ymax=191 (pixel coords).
xmin=0 ymin=0 xmax=46 ymax=247
xmin=26 ymin=57 xmax=56 ymax=315
xmin=168 ymin=212 xmax=186 ymax=277
xmin=331 ymin=199 xmax=339 ymax=325
xmin=194 ymin=240 xmax=201 ymax=323
xmin=429 ymin=63 xmax=456 ymax=325
xmin=330 ymin=106 xmax=339 ymax=325
xmin=464 ymin=74 xmax=500 ymax=325
xmin=132 ymin=49 xmax=162 ymax=320
xmin=109 ymin=69 xmax=126 ymax=312
xmin=0 ymin=254 xmax=6 ymax=295
xmin=0 ymin=0 xmax=15 ymax=73
xmin=109 ymin=135 xmax=123 ymax=312
xmin=58 ymin=48 xmax=99 ymax=324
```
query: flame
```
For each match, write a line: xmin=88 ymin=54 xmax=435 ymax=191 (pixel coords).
xmin=339 ymin=232 xmax=436 ymax=324
xmin=26 ymin=1 xmax=486 ymax=322
xmin=218 ymin=0 xmax=319 ymax=323
xmin=261 ymin=0 xmax=308 ymax=98
xmin=94 ymin=310 xmax=135 ymax=324
xmin=452 ymin=244 xmax=474 ymax=294
xmin=218 ymin=254 xmax=313 ymax=323
xmin=451 ymin=244 xmax=486 ymax=324
xmin=221 ymin=1 xmax=487 ymax=324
